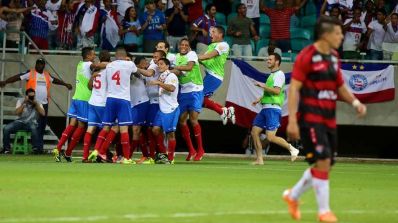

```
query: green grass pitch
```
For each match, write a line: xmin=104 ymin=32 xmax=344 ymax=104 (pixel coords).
xmin=0 ymin=155 xmax=397 ymax=223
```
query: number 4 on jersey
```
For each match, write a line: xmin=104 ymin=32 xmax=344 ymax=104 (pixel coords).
xmin=112 ymin=71 xmax=121 ymax=85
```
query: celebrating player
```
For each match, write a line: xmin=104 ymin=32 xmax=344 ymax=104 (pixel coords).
xmin=198 ymin=25 xmax=235 ymax=125
xmin=88 ymin=47 xmax=138 ymax=164
xmin=172 ymin=38 xmax=205 ymax=161
xmin=283 ymin=16 xmax=367 ymax=222
xmin=156 ymin=40 xmax=176 ymax=65
xmin=53 ymin=47 xmax=106 ymax=162
xmin=251 ymin=53 xmax=299 ymax=165
xmin=81 ymin=50 xmax=111 ymax=162
xmin=149 ymin=58 xmax=179 ymax=164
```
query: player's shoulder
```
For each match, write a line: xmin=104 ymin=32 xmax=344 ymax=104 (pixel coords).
xmin=217 ymin=41 xmax=229 ymax=49
xmin=296 ymin=45 xmax=316 ymax=63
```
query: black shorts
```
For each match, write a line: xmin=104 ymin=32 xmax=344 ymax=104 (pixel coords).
xmin=300 ymin=125 xmax=337 ymax=165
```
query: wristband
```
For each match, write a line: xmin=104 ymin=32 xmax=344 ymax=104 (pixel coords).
xmin=352 ymin=99 xmax=361 ymax=108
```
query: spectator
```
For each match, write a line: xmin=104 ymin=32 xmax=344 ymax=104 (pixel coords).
xmin=394 ymin=3 xmax=398 ymax=13
xmin=181 ymin=0 xmax=202 ymax=23
xmin=382 ymin=13 xmax=398 ymax=60
xmin=0 ymin=58 xmax=72 ymax=154
xmin=361 ymin=0 xmax=375 ymax=26
xmin=57 ymin=0 xmax=77 ymax=50
xmin=213 ymin=0 xmax=232 ymax=16
xmin=155 ymin=0 xmax=166 ymax=12
xmin=27 ymin=0 xmax=50 ymax=49
xmin=227 ymin=3 xmax=259 ymax=58
xmin=241 ymin=0 xmax=260 ymax=35
xmin=99 ymin=0 xmax=120 ymax=50
xmin=376 ymin=0 xmax=386 ymax=11
xmin=165 ymin=0 xmax=188 ymax=53
xmin=74 ymin=0 xmax=100 ymax=49
xmin=1 ymin=89 xmax=45 ymax=154
xmin=4 ymin=0 xmax=32 ymax=48
xmin=342 ymin=7 xmax=367 ymax=59
xmin=121 ymin=6 xmax=140 ymax=52
xmin=191 ymin=3 xmax=216 ymax=54
xmin=257 ymin=39 xmax=282 ymax=57
xmin=117 ymin=0 xmax=138 ymax=19
xmin=46 ymin=0 xmax=62 ymax=49
xmin=139 ymin=0 xmax=166 ymax=53
xmin=367 ymin=9 xmax=387 ymax=60
xmin=261 ymin=0 xmax=308 ymax=52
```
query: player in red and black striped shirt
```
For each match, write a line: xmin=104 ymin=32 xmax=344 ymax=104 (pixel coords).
xmin=283 ymin=16 xmax=367 ymax=223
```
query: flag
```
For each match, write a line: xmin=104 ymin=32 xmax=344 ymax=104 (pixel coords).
xmin=225 ymin=59 xmax=291 ymax=129
xmin=341 ymin=63 xmax=395 ymax=103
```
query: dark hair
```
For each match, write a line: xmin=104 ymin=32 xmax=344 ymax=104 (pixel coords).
xmin=391 ymin=13 xmax=398 ymax=18
xmin=158 ymin=58 xmax=170 ymax=66
xmin=269 ymin=52 xmax=281 ymax=66
xmin=153 ymin=49 xmax=166 ymax=58
xmin=25 ymin=88 xmax=35 ymax=95
xmin=134 ymin=56 xmax=146 ymax=65
xmin=236 ymin=3 xmax=245 ymax=12
xmin=205 ymin=3 xmax=215 ymax=14
xmin=157 ymin=40 xmax=170 ymax=50
xmin=99 ymin=50 xmax=111 ymax=62
xmin=36 ymin=58 xmax=45 ymax=65
xmin=179 ymin=37 xmax=190 ymax=45
xmin=330 ymin=5 xmax=340 ymax=13
xmin=377 ymin=8 xmax=387 ymax=16
xmin=213 ymin=25 xmax=225 ymax=37
xmin=124 ymin=6 xmax=136 ymax=22
xmin=314 ymin=16 xmax=342 ymax=41
xmin=81 ymin=47 xmax=94 ymax=59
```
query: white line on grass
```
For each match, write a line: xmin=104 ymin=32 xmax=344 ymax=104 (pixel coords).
xmin=1 ymin=210 xmax=397 ymax=223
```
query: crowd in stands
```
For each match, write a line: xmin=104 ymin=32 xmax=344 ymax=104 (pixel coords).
xmin=0 ymin=0 xmax=397 ymax=60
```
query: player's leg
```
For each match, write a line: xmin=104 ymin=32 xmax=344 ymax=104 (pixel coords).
xmin=82 ymin=105 xmax=103 ymax=162
xmin=55 ymin=100 xmax=80 ymax=153
xmin=265 ymin=130 xmax=299 ymax=162
xmin=152 ymin=111 xmax=167 ymax=155
xmin=190 ymin=111 xmax=205 ymax=161
xmin=88 ymin=125 xmax=111 ymax=161
xmin=132 ymin=125 xmax=145 ymax=160
xmin=119 ymin=125 xmax=132 ymax=164
xmin=163 ymin=108 xmax=179 ymax=162
xmin=179 ymin=111 xmax=196 ymax=160
xmin=82 ymin=126 xmax=96 ymax=162
xmin=146 ymin=103 xmax=159 ymax=156
xmin=202 ymin=73 xmax=228 ymax=124
xmin=251 ymin=126 xmax=264 ymax=165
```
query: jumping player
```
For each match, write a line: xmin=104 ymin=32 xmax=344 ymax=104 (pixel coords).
xmin=172 ymin=38 xmax=205 ymax=161
xmin=198 ymin=25 xmax=235 ymax=125
xmin=283 ymin=16 xmax=367 ymax=222
xmin=149 ymin=58 xmax=179 ymax=164
xmin=251 ymin=53 xmax=299 ymax=165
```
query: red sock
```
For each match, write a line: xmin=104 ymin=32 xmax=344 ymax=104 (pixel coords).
xmin=65 ymin=126 xmax=85 ymax=156
xmin=167 ymin=139 xmax=176 ymax=161
xmin=139 ymin=134 xmax=149 ymax=157
xmin=94 ymin=129 xmax=107 ymax=151
xmin=193 ymin=124 xmax=204 ymax=153
xmin=155 ymin=133 xmax=167 ymax=153
xmin=57 ymin=125 xmax=76 ymax=151
xmin=147 ymin=128 xmax=156 ymax=157
xmin=82 ymin=132 xmax=92 ymax=160
xmin=99 ymin=130 xmax=117 ymax=155
xmin=115 ymin=143 xmax=122 ymax=156
xmin=203 ymin=97 xmax=223 ymax=115
xmin=120 ymin=132 xmax=131 ymax=159
xmin=131 ymin=140 xmax=139 ymax=159
xmin=180 ymin=124 xmax=196 ymax=154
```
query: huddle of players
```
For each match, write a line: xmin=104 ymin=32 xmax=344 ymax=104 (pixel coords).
xmin=53 ymin=26 xmax=232 ymax=164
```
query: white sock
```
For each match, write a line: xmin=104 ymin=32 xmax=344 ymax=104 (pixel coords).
xmin=290 ymin=168 xmax=312 ymax=200
xmin=312 ymin=171 xmax=331 ymax=214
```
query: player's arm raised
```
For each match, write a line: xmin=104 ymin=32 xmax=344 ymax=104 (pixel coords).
xmin=287 ymin=79 xmax=303 ymax=141
xmin=337 ymin=84 xmax=367 ymax=117
xmin=137 ymin=68 xmax=155 ymax=77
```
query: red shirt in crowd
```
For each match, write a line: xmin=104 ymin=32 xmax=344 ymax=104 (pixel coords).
xmin=262 ymin=7 xmax=297 ymax=40
xmin=186 ymin=0 xmax=203 ymax=23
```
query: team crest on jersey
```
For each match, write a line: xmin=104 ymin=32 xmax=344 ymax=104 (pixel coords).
xmin=349 ymin=74 xmax=368 ymax=91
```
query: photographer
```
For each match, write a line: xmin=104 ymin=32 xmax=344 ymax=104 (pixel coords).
xmin=1 ymin=89 xmax=45 ymax=154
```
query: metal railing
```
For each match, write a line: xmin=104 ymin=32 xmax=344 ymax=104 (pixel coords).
xmin=0 ymin=31 xmax=71 ymax=147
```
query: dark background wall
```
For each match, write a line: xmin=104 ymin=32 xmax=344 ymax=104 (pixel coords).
xmin=49 ymin=118 xmax=398 ymax=159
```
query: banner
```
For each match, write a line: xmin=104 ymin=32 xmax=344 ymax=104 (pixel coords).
xmin=341 ymin=63 xmax=395 ymax=103
xmin=225 ymin=59 xmax=291 ymax=129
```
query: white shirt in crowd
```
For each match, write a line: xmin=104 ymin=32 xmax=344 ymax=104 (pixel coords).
xmin=367 ymin=20 xmax=385 ymax=51
xmin=263 ymin=70 xmax=285 ymax=110
xmin=382 ymin=22 xmax=398 ymax=53
xmin=343 ymin=18 xmax=367 ymax=51
xmin=394 ymin=4 xmax=398 ymax=13
xmin=20 ymin=71 xmax=54 ymax=105
xmin=130 ymin=74 xmax=149 ymax=107
xmin=105 ymin=60 xmax=137 ymax=101
xmin=241 ymin=0 xmax=260 ymax=19
xmin=145 ymin=63 xmax=161 ymax=104
xmin=46 ymin=0 xmax=61 ymax=31
xmin=88 ymin=69 xmax=107 ymax=107
xmin=159 ymin=70 xmax=179 ymax=114
xmin=179 ymin=51 xmax=203 ymax=94
xmin=117 ymin=0 xmax=134 ymax=17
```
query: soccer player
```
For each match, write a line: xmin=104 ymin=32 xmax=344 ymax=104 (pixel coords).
xmin=130 ymin=56 xmax=153 ymax=164
xmin=251 ymin=53 xmax=299 ymax=165
xmin=283 ymin=16 xmax=366 ymax=222
xmin=53 ymin=47 xmax=106 ymax=162
xmin=149 ymin=58 xmax=179 ymax=164
xmin=198 ymin=25 xmax=235 ymax=125
xmin=88 ymin=47 xmax=138 ymax=164
xmin=81 ymin=50 xmax=111 ymax=162
xmin=156 ymin=40 xmax=176 ymax=65
xmin=172 ymin=38 xmax=205 ymax=161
